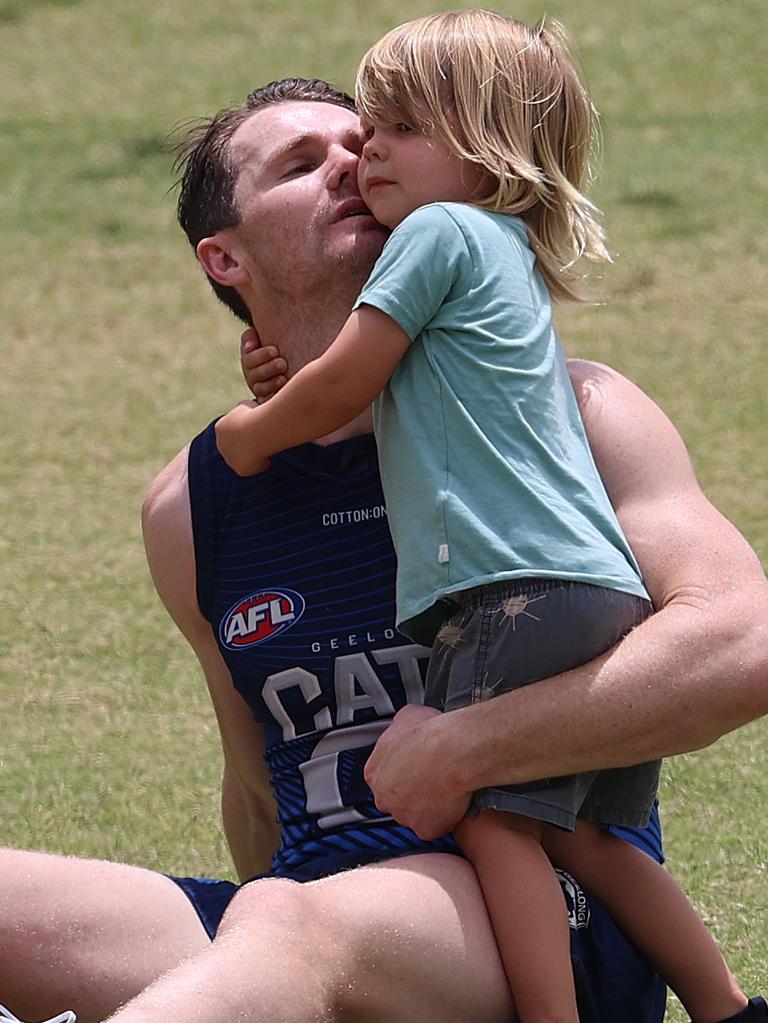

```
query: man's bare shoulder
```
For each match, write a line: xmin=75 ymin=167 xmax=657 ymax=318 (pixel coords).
xmin=565 ymin=358 xmax=700 ymax=504
xmin=566 ymin=358 xmax=766 ymax=601
xmin=566 ymin=357 xmax=650 ymax=420
xmin=142 ymin=446 xmax=191 ymax=531
xmin=141 ymin=446 xmax=201 ymax=634
xmin=565 ymin=356 xmax=608 ymax=395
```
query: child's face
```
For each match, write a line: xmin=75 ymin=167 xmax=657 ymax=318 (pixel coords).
xmin=358 ymin=117 xmax=490 ymax=230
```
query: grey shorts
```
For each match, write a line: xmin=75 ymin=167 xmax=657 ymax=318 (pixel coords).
xmin=424 ymin=579 xmax=660 ymax=831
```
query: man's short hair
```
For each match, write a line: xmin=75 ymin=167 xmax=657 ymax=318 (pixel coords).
xmin=173 ymin=78 xmax=356 ymax=325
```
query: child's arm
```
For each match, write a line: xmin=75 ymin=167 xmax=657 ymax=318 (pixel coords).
xmin=216 ymin=306 xmax=410 ymax=475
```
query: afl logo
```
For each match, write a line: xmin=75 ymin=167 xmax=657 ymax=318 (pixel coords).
xmin=220 ymin=589 xmax=306 ymax=650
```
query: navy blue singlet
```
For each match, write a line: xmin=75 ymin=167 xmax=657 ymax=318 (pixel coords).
xmin=188 ymin=421 xmax=663 ymax=880
xmin=183 ymin=421 xmax=667 ymax=1021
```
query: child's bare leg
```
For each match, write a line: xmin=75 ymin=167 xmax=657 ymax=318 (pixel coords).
xmin=542 ymin=821 xmax=746 ymax=1023
xmin=454 ymin=810 xmax=579 ymax=1023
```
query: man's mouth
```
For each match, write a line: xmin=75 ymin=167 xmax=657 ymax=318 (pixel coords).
xmin=334 ymin=199 xmax=374 ymax=222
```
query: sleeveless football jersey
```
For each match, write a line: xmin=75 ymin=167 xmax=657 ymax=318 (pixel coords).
xmin=188 ymin=422 xmax=662 ymax=880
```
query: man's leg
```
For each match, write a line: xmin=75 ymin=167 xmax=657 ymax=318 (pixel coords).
xmin=106 ymin=853 xmax=516 ymax=1023
xmin=0 ymin=848 xmax=211 ymax=1023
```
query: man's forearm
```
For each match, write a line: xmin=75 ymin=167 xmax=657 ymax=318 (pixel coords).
xmin=438 ymin=584 xmax=768 ymax=792
xmin=222 ymin=765 xmax=279 ymax=881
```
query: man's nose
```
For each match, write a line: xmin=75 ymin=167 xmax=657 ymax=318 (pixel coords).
xmin=327 ymin=144 xmax=360 ymax=190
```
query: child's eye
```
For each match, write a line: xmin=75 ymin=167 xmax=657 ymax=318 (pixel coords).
xmin=395 ymin=122 xmax=414 ymax=134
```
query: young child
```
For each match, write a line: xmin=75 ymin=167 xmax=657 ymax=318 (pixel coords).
xmin=216 ymin=12 xmax=766 ymax=1023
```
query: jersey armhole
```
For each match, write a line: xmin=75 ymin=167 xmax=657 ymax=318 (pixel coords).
xmin=188 ymin=422 xmax=217 ymax=622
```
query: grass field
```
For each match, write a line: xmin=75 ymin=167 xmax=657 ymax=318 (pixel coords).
xmin=1 ymin=0 xmax=766 ymax=1016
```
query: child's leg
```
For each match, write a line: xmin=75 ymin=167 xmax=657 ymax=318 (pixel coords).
xmin=454 ymin=810 xmax=579 ymax=1023
xmin=542 ymin=821 xmax=746 ymax=1023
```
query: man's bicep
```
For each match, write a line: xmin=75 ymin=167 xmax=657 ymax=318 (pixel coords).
xmin=573 ymin=359 xmax=768 ymax=731
xmin=613 ymin=479 xmax=764 ymax=612
xmin=571 ymin=360 xmax=700 ymax=510
xmin=571 ymin=360 xmax=764 ymax=603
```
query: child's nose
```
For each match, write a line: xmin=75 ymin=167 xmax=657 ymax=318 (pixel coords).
xmin=362 ymin=132 xmax=385 ymax=161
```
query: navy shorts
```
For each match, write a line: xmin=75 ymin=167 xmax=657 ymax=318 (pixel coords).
xmin=169 ymin=856 xmax=666 ymax=1022
xmin=424 ymin=579 xmax=660 ymax=830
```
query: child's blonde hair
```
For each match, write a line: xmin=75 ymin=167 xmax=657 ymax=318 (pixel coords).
xmin=355 ymin=9 xmax=609 ymax=302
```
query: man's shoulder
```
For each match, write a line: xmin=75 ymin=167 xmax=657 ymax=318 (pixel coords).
xmin=141 ymin=443 xmax=204 ymax=634
xmin=566 ymin=358 xmax=627 ymax=409
xmin=565 ymin=358 xmax=705 ymax=517
xmin=565 ymin=359 xmax=659 ymax=440
xmin=141 ymin=445 xmax=198 ymax=604
xmin=142 ymin=445 xmax=191 ymax=534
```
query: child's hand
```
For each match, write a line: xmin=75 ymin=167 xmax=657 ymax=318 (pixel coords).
xmin=241 ymin=328 xmax=287 ymax=403
xmin=215 ymin=401 xmax=272 ymax=476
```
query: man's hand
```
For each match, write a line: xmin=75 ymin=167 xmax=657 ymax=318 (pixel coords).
xmin=241 ymin=328 xmax=287 ymax=402
xmin=215 ymin=401 xmax=271 ymax=476
xmin=364 ymin=705 xmax=472 ymax=840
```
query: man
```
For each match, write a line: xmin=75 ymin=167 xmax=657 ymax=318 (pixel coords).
xmin=1 ymin=79 xmax=766 ymax=1023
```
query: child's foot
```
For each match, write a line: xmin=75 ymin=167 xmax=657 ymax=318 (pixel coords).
xmin=715 ymin=996 xmax=768 ymax=1023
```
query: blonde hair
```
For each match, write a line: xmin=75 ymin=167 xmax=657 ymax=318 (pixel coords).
xmin=355 ymin=10 xmax=609 ymax=302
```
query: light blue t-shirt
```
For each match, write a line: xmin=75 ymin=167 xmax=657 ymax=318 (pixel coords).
xmin=353 ymin=202 xmax=648 ymax=643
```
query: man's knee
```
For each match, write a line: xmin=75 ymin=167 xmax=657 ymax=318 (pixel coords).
xmin=218 ymin=877 xmax=357 ymax=1016
xmin=220 ymin=877 xmax=314 ymax=938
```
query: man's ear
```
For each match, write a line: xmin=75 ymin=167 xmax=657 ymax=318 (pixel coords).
xmin=196 ymin=233 xmax=250 ymax=287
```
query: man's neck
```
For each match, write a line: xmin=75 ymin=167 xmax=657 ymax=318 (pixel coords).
xmin=252 ymin=281 xmax=374 ymax=444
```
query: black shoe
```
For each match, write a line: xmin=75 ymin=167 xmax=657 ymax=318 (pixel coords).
xmin=716 ymin=996 xmax=768 ymax=1023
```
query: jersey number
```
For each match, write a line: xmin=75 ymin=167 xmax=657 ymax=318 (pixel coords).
xmin=299 ymin=721 xmax=392 ymax=829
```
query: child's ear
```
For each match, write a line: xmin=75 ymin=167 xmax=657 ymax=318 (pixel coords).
xmin=196 ymin=233 xmax=250 ymax=287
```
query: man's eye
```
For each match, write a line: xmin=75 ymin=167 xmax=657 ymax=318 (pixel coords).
xmin=283 ymin=161 xmax=315 ymax=177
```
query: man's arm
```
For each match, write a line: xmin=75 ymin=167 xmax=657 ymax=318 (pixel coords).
xmin=365 ymin=360 xmax=768 ymax=839
xmin=142 ymin=449 xmax=280 ymax=879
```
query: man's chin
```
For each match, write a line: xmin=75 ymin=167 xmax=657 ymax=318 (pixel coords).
xmin=341 ymin=213 xmax=389 ymax=239
xmin=339 ymin=218 xmax=388 ymax=266
xmin=364 ymin=220 xmax=389 ymax=250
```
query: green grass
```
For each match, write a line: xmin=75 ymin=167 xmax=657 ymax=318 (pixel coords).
xmin=1 ymin=0 xmax=766 ymax=1014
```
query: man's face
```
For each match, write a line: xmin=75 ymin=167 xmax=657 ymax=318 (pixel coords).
xmin=229 ymin=102 xmax=389 ymax=297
